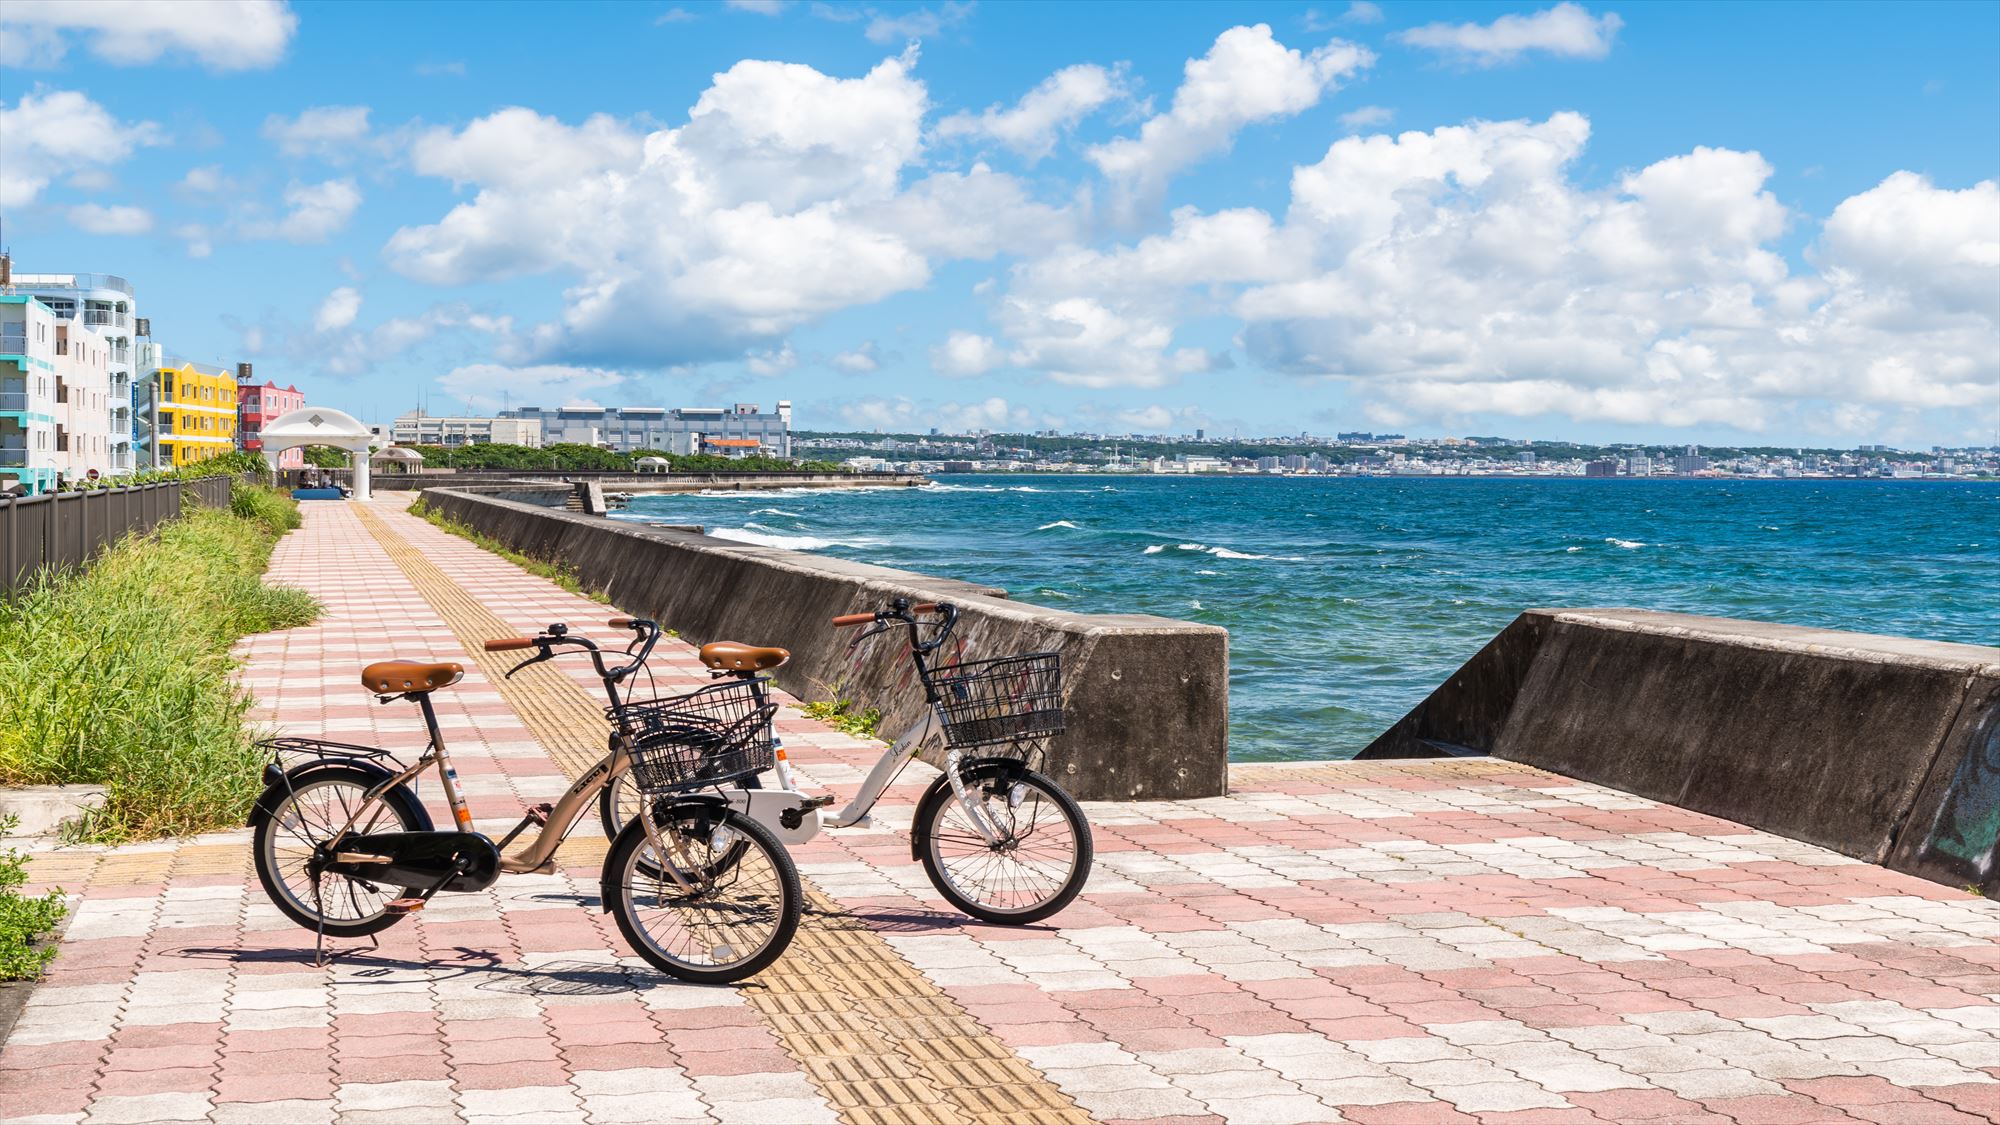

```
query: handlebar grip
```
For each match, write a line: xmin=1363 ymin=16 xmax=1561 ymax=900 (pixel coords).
xmin=609 ymin=617 xmax=636 ymax=627
xmin=912 ymin=602 xmax=940 ymax=613
xmin=484 ymin=637 xmax=536 ymax=651
xmin=831 ymin=613 xmax=875 ymax=628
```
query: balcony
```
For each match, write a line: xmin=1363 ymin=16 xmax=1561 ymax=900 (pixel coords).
xmin=83 ymin=310 xmax=128 ymax=328
xmin=0 ymin=329 xmax=26 ymax=354
xmin=0 ymin=391 xmax=32 ymax=412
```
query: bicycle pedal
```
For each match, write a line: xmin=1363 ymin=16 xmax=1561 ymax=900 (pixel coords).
xmin=522 ymin=802 xmax=554 ymax=826
xmin=801 ymin=794 xmax=837 ymax=809
xmin=385 ymin=897 xmax=427 ymax=915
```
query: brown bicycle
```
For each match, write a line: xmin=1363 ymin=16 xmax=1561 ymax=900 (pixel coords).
xmin=247 ymin=618 xmax=802 ymax=983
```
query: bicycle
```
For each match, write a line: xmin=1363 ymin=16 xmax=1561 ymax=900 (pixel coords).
xmin=602 ymin=599 xmax=1094 ymax=924
xmin=248 ymin=618 xmax=801 ymax=984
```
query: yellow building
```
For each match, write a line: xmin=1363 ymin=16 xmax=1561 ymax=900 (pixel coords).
xmin=145 ymin=362 xmax=239 ymax=466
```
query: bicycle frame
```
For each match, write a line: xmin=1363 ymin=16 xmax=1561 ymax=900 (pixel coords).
xmin=312 ymin=688 xmax=636 ymax=876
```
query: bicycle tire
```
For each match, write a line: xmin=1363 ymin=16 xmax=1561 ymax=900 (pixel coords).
xmin=252 ymin=765 xmax=429 ymax=938
xmin=603 ymin=803 xmax=801 ymax=984
xmin=913 ymin=763 xmax=1092 ymax=925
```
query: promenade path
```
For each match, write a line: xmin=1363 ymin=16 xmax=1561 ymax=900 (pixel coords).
xmin=4 ymin=496 xmax=1999 ymax=1125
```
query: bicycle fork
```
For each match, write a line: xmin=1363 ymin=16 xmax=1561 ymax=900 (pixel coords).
xmin=943 ymin=748 xmax=1009 ymax=847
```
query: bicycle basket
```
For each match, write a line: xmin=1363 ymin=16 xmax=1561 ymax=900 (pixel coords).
xmin=612 ymin=679 xmax=776 ymax=793
xmin=929 ymin=652 xmax=1063 ymax=749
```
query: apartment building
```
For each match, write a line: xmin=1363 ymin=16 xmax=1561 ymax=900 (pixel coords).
xmin=0 ymin=296 xmax=60 ymax=494
xmin=54 ymin=322 xmax=114 ymax=481
xmin=239 ymin=371 xmax=306 ymax=468
xmin=500 ymin=402 xmax=792 ymax=456
xmin=10 ymin=272 xmax=142 ymax=472
xmin=140 ymin=360 xmax=239 ymax=467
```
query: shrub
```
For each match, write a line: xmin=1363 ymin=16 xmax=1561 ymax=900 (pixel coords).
xmin=0 ymin=498 xmax=320 ymax=841
xmin=802 ymin=699 xmax=883 ymax=740
xmin=0 ymin=818 xmax=66 ymax=981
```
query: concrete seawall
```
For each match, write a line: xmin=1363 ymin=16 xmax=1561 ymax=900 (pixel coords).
xmin=419 ymin=488 xmax=1230 ymax=800
xmin=1360 ymin=608 xmax=2000 ymax=894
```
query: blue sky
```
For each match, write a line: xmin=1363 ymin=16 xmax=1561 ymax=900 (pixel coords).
xmin=2 ymin=0 xmax=1996 ymax=447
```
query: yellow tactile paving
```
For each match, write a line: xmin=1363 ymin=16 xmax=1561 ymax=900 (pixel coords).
xmin=356 ymin=502 xmax=1090 ymax=1125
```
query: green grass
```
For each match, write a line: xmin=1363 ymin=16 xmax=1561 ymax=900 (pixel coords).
xmin=801 ymin=699 xmax=883 ymax=740
xmin=408 ymin=497 xmax=613 ymax=604
xmin=0 ymin=486 xmax=320 ymax=842
xmin=0 ymin=816 xmax=67 ymax=981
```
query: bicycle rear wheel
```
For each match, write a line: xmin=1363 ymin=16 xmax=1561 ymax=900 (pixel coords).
xmin=603 ymin=801 xmax=800 ymax=984
xmin=914 ymin=764 xmax=1092 ymax=924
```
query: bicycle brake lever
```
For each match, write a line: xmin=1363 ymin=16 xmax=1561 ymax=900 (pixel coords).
xmin=504 ymin=648 xmax=554 ymax=679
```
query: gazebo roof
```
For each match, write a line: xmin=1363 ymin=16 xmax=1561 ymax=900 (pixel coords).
xmin=371 ymin=447 xmax=426 ymax=463
xmin=258 ymin=406 xmax=375 ymax=450
xmin=634 ymin=455 xmax=671 ymax=465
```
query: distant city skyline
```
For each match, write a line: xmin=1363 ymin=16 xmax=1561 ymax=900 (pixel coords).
xmin=2 ymin=0 xmax=1996 ymax=449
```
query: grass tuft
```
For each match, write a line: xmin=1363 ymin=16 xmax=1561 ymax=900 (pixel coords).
xmin=0 ymin=488 xmax=320 ymax=842
xmin=0 ymin=816 xmax=67 ymax=981
xmin=409 ymin=497 xmax=612 ymax=604
xmin=802 ymin=699 xmax=883 ymax=740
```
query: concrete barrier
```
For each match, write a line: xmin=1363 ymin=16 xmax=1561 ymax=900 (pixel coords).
xmin=420 ymin=488 xmax=1230 ymax=800
xmin=1359 ymin=608 xmax=2000 ymax=894
xmin=373 ymin=471 xmax=926 ymax=493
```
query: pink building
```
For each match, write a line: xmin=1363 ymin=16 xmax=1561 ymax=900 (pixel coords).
xmin=238 ymin=374 xmax=306 ymax=468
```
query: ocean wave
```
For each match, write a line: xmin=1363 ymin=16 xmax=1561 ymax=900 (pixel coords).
xmin=1197 ymin=569 xmax=1220 ymax=575
xmin=1606 ymin=538 xmax=1647 ymax=549
xmin=1143 ymin=545 xmax=1166 ymax=554
xmin=1566 ymin=546 xmax=1584 ymax=552
xmin=752 ymin=508 xmax=802 ymax=517
xmin=710 ymin=527 xmax=842 ymax=550
xmin=1037 ymin=520 xmax=1080 ymax=530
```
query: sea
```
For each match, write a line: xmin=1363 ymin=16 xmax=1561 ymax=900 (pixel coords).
xmin=616 ymin=476 xmax=2000 ymax=762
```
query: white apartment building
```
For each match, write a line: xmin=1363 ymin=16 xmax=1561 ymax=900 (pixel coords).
xmin=11 ymin=273 xmax=141 ymax=472
xmin=392 ymin=411 xmax=543 ymax=448
xmin=1 ymin=296 xmax=61 ymax=494
xmin=55 ymin=321 xmax=114 ymax=481
xmin=503 ymin=402 xmax=792 ymax=456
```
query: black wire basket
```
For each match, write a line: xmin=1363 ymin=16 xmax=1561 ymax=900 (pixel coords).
xmin=610 ymin=679 xmax=776 ymax=793
xmin=929 ymin=652 xmax=1064 ymax=750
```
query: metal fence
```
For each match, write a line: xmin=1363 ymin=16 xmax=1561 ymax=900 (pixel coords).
xmin=0 ymin=476 xmax=235 ymax=593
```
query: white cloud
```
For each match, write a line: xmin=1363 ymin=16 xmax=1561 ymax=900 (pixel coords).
xmin=178 ymin=164 xmax=230 ymax=194
xmin=388 ymin=50 xmax=1068 ymax=368
xmin=1399 ymin=3 xmax=1623 ymax=65
xmin=865 ymin=2 xmax=972 ymax=44
xmin=0 ymin=88 xmax=163 ymax=207
xmin=1342 ymin=2 xmax=1384 ymax=24
xmin=67 ymin=203 xmax=153 ymax=235
xmin=832 ymin=340 xmax=881 ymax=373
xmin=1087 ymin=24 xmax=1371 ymax=220
xmin=727 ymin=0 xmax=786 ymax=12
xmin=745 ymin=342 xmax=799 ymax=375
xmin=263 ymin=105 xmax=371 ymax=159
xmin=0 ymin=0 xmax=296 ymax=70
xmin=930 ymin=330 xmax=1005 ymax=376
xmin=1338 ymin=105 xmax=1394 ymax=131
xmin=437 ymin=363 xmax=628 ymax=412
xmin=314 ymin=286 xmax=363 ymax=332
xmin=936 ymin=63 xmax=1124 ymax=160
xmin=242 ymin=179 xmax=363 ymax=243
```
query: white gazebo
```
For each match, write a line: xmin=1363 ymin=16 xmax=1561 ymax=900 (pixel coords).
xmin=256 ymin=407 xmax=380 ymax=500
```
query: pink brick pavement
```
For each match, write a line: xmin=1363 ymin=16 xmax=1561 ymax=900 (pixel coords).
xmin=3 ymin=494 xmax=1997 ymax=1124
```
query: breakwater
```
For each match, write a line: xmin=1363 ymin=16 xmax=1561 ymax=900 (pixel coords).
xmin=419 ymin=487 xmax=1230 ymax=800
xmin=1361 ymin=608 xmax=2000 ymax=895
xmin=371 ymin=470 xmax=926 ymax=493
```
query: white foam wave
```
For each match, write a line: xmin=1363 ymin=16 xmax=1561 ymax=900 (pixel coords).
xmin=710 ymin=527 xmax=838 ymax=550
xmin=752 ymin=508 xmax=802 ymax=517
xmin=1566 ymin=546 xmax=1584 ymax=553
xmin=1143 ymin=545 xmax=1166 ymax=554
xmin=1197 ymin=569 xmax=1220 ymax=576
xmin=1037 ymin=520 xmax=1080 ymax=530
xmin=1606 ymin=538 xmax=1646 ymax=549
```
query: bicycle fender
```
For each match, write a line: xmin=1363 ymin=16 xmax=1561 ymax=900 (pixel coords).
xmin=246 ymin=758 xmax=430 ymax=830
xmin=910 ymin=757 xmax=1033 ymax=861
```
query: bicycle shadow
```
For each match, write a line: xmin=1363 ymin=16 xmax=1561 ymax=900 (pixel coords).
xmin=173 ymin=945 xmax=740 ymax=998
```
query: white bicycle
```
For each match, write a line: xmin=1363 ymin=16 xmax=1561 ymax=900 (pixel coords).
xmin=601 ymin=600 xmax=1093 ymax=924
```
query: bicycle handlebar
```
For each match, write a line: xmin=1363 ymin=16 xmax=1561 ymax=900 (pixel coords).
xmin=484 ymin=637 xmax=536 ymax=651
xmin=831 ymin=613 xmax=874 ymax=627
xmin=487 ymin=618 xmax=664 ymax=683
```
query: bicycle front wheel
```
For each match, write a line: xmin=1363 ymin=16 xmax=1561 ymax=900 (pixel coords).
xmin=914 ymin=764 xmax=1092 ymax=924
xmin=603 ymin=801 xmax=800 ymax=984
